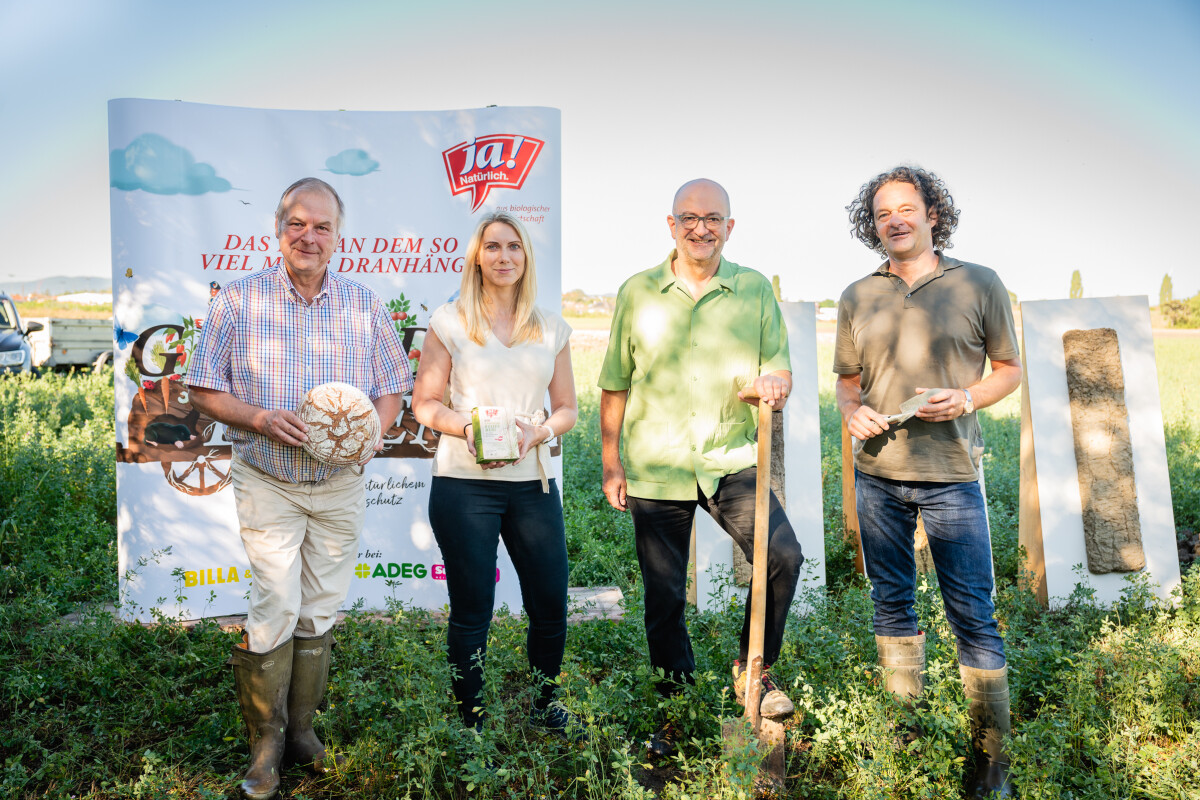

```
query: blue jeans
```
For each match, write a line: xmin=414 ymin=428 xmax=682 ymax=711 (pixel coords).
xmin=628 ymin=467 xmax=804 ymax=693
xmin=428 ymin=477 xmax=568 ymax=725
xmin=855 ymin=470 xmax=1006 ymax=670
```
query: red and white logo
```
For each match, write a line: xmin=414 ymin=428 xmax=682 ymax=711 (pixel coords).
xmin=442 ymin=134 xmax=544 ymax=212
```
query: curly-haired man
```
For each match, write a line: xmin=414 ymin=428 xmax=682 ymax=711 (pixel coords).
xmin=835 ymin=166 xmax=1021 ymax=798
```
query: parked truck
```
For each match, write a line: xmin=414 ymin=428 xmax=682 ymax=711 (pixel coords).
xmin=27 ymin=316 xmax=113 ymax=370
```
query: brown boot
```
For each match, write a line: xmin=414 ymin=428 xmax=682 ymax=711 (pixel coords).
xmin=285 ymin=631 xmax=343 ymax=773
xmin=230 ymin=637 xmax=293 ymax=800
xmin=732 ymin=660 xmax=794 ymax=719
xmin=960 ymin=664 xmax=1014 ymax=799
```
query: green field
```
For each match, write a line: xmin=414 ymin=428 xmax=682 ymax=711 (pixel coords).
xmin=1 ymin=338 xmax=1198 ymax=799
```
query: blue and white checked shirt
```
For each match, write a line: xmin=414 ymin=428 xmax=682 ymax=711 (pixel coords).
xmin=188 ymin=265 xmax=413 ymax=483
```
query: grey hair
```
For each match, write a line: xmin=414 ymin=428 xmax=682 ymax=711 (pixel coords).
xmin=275 ymin=177 xmax=345 ymax=236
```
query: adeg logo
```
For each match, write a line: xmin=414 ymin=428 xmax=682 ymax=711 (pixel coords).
xmin=442 ymin=134 xmax=544 ymax=212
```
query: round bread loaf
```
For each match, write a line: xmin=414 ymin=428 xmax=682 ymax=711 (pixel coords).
xmin=298 ymin=382 xmax=381 ymax=466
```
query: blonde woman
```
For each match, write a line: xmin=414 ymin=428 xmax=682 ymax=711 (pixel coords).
xmin=413 ymin=212 xmax=580 ymax=737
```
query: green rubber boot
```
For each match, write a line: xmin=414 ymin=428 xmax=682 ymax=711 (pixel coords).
xmin=285 ymin=630 xmax=343 ymax=773
xmin=960 ymin=663 xmax=1014 ymax=799
xmin=877 ymin=633 xmax=926 ymax=746
xmin=876 ymin=633 xmax=926 ymax=699
xmin=230 ymin=637 xmax=293 ymax=800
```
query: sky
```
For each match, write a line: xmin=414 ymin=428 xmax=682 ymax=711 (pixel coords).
xmin=2 ymin=0 xmax=1198 ymax=303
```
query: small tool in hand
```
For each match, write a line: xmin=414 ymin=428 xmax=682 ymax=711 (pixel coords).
xmin=885 ymin=388 xmax=942 ymax=425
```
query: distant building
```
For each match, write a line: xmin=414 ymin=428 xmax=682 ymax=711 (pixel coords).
xmin=56 ymin=292 xmax=112 ymax=306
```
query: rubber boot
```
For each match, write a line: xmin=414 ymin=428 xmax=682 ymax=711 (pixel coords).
xmin=960 ymin=664 xmax=1014 ymax=799
xmin=877 ymin=633 xmax=925 ymax=746
xmin=285 ymin=630 xmax=343 ymax=773
xmin=876 ymin=633 xmax=925 ymax=699
xmin=230 ymin=637 xmax=293 ymax=800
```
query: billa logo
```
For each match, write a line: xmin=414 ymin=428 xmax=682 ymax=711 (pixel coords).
xmin=442 ymin=134 xmax=544 ymax=212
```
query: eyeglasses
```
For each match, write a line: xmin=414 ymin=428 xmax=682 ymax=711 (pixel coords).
xmin=674 ymin=214 xmax=728 ymax=230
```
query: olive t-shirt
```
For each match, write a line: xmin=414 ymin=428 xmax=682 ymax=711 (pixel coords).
xmin=833 ymin=255 xmax=1019 ymax=483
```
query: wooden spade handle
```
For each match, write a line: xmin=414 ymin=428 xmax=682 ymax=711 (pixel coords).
xmin=745 ymin=397 xmax=774 ymax=732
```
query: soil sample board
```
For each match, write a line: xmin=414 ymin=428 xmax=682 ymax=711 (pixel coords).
xmin=1062 ymin=328 xmax=1146 ymax=573
xmin=1020 ymin=297 xmax=1178 ymax=608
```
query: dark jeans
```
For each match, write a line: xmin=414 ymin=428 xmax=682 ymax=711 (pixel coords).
xmin=429 ymin=477 xmax=568 ymax=724
xmin=855 ymin=469 xmax=1006 ymax=670
xmin=628 ymin=467 xmax=804 ymax=693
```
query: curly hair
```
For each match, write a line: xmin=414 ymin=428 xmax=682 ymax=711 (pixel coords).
xmin=847 ymin=166 xmax=960 ymax=256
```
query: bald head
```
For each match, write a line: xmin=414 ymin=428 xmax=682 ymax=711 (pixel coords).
xmin=672 ymin=179 xmax=730 ymax=217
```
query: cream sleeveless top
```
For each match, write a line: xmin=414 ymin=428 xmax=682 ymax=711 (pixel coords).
xmin=429 ymin=302 xmax=571 ymax=485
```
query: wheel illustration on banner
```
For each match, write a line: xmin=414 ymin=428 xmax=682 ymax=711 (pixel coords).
xmin=117 ymin=357 xmax=233 ymax=494
xmin=163 ymin=449 xmax=232 ymax=496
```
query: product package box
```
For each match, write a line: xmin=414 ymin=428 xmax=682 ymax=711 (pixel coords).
xmin=472 ymin=406 xmax=519 ymax=463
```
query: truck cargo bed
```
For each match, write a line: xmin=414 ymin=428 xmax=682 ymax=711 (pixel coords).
xmin=28 ymin=317 xmax=112 ymax=368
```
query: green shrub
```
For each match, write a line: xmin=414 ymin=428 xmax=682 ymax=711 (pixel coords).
xmin=2 ymin=340 xmax=1199 ymax=798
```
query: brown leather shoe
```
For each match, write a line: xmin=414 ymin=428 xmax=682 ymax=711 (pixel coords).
xmin=732 ymin=660 xmax=794 ymax=719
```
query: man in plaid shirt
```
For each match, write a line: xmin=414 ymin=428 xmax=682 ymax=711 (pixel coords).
xmin=188 ymin=178 xmax=411 ymax=800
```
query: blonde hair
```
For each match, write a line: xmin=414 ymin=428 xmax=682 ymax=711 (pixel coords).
xmin=457 ymin=212 xmax=544 ymax=346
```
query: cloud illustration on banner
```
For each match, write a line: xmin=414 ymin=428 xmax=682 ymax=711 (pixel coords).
xmin=325 ymin=149 xmax=379 ymax=176
xmin=110 ymin=133 xmax=232 ymax=195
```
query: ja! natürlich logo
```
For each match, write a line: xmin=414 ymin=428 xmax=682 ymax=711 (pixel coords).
xmin=442 ymin=134 xmax=544 ymax=212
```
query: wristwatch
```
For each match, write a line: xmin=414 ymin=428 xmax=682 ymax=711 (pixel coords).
xmin=962 ymin=388 xmax=975 ymax=414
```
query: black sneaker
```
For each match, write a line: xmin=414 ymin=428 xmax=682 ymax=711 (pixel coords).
xmin=530 ymin=703 xmax=588 ymax=744
xmin=732 ymin=660 xmax=795 ymax=718
xmin=645 ymin=723 xmax=679 ymax=759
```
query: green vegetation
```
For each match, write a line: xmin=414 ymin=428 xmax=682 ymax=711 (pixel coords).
xmin=2 ymin=339 xmax=1199 ymax=799
xmin=1161 ymin=293 xmax=1200 ymax=329
xmin=14 ymin=299 xmax=113 ymax=320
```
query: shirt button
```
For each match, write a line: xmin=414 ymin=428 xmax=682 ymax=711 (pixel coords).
xmin=906 ymin=293 xmax=911 ymax=298
xmin=691 ymin=412 xmax=696 ymax=417
xmin=691 ymin=445 xmax=696 ymax=451
xmin=692 ymin=340 xmax=697 ymax=347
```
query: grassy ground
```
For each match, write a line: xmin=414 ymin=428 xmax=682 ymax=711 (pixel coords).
xmin=1 ymin=337 xmax=1198 ymax=799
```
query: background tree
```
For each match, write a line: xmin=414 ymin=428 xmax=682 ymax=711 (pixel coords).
xmin=1008 ymin=289 xmax=1018 ymax=306
xmin=1160 ymin=274 xmax=1174 ymax=307
xmin=771 ymin=274 xmax=781 ymax=302
xmin=1162 ymin=292 xmax=1200 ymax=329
xmin=1070 ymin=269 xmax=1083 ymax=299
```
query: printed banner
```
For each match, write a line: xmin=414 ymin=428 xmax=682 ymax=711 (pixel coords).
xmin=110 ymin=99 xmax=561 ymax=621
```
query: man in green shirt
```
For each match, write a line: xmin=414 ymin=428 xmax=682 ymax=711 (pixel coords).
xmin=599 ymin=179 xmax=803 ymax=756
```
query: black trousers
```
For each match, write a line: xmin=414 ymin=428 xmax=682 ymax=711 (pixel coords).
xmin=627 ymin=467 xmax=803 ymax=694
xmin=429 ymin=477 xmax=568 ymax=724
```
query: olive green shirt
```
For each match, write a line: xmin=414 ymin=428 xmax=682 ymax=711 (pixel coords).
xmin=833 ymin=254 xmax=1019 ymax=483
xmin=598 ymin=252 xmax=791 ymax=500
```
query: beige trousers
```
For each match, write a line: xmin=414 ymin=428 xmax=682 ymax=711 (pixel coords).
xmin=231 ymin=457 xmax=365 ymax=651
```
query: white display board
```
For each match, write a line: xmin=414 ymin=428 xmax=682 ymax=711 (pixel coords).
xmin=694 ymin=302 xmax=826 ymax=612
xmin=1019 ymin=296 xmax=1180 ymax=607
xmin=111 ymin=99 xmax=561 ymax=621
